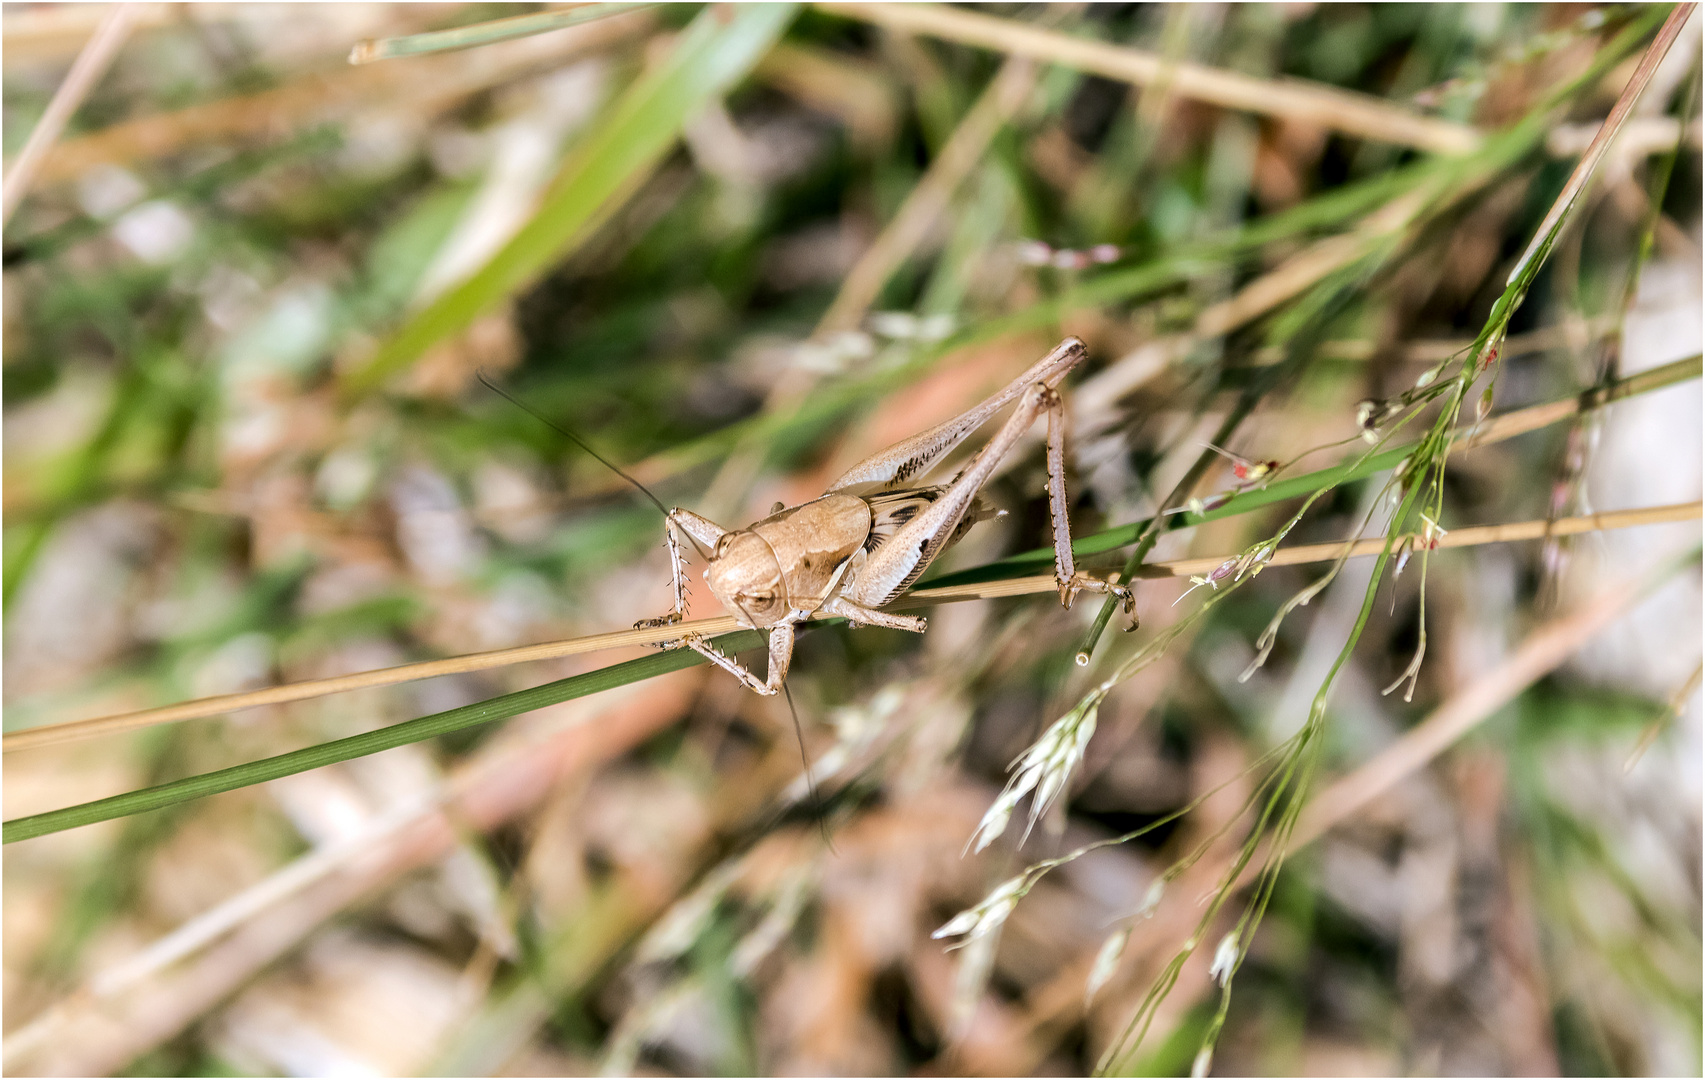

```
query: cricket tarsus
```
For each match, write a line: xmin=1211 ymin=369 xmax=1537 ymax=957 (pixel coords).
xmin=633 ymin=337 xmax=1136 ymax=696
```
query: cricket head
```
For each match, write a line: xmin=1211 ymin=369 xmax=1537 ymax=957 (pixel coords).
xmin=705 ymin=530 xmax=787 ymax=627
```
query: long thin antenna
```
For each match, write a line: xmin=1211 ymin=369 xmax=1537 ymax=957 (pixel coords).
xmin=477 ymin=369 xmax=674 ymax=522
xmin=782 ymin=680 xmax=834 ymax=850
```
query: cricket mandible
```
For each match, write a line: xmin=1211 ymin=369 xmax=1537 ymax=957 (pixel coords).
xmin=634 ymin=336 xmax=1136 ymax=695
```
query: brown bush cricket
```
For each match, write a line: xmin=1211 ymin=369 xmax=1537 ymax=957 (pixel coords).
xmin=629 ymin=336 xmax=1135 ymax=694
xmin=484 ymin=336 xmax=1133 ymax=696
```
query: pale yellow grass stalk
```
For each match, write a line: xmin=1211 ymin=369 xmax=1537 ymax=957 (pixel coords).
xmin=815 ymin=2 xmax=1481 ymax=155
xmin=2 ymin=2 xmax=139 ymax=224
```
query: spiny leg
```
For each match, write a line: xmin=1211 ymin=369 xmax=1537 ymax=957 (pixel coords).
xmin=635 ymin=509 xmax=727 ymax=631
xmin=1041 ymin=386 xmax=1135 ymax=623
xmin=680 ymin=634 xmax=769 ymax=693
xmin=652 ymin=514 xmax=692 ymax=626
xmin=680 ymin=622 xmax=794 ymax=696
xmin=821 ymin=595 xmax=927 ymax=633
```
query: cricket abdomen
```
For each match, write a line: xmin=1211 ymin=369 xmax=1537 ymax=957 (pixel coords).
xmin=749 ymin=494 xmax=873 ymax=611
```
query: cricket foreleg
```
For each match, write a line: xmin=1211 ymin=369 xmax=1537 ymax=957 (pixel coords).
xmin=681 ymin=622 xmax=794 ymax=696
xmin=635 ymin=509 xmax=727 ymax=631
xmin=821 ymin=595 xmax=927 ymax=633
xmin=1043 ymin=391 xmax=1136 ymax=625
xmin=681 ymin=635 xmax=771 ymax=693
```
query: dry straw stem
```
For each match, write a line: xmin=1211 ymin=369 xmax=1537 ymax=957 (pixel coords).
xmin=1 ymin=1 xmax=139 ymax=225
xmin=703 ymin=52 xmax=1035 ymax=513
xmin=1 ymin=673 xmax=704 ymax=1078
xmin=1624 ymin=659 xmax=1704 ymax=771
xmin=8 ymin=500 xmax=1695 ymax=755
xmin=25 ymin=9 xmax=656 ymax=189
xmin=1076 ymin=191 xmax=1431 ymax=426
xmin=814 ymin=2 xmax=1482 ymax=156
xmin=963 ymin=502 xmax=1701 ymax=596
xmin=1458 ymin=352 xmax=1701 ymax=448
xmin=815 ymin=55 xmax=1038 ymax=334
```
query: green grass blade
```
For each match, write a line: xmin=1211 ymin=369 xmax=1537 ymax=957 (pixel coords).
xmin=342 ymin=3 xmax=799 ymax=397
xmin=350 ymin=4 xmax=656 ymax=63
xmin=2 ymin=631 xmax=765 ymax=844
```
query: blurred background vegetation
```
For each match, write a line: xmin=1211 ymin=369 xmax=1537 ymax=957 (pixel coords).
xmin=2 ymin=3 xmax=1700 ymax=1075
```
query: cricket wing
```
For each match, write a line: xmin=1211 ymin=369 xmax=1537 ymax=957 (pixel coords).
xmin=863 ymin=487 xmax=1000 ymax=555
xmin=841 ymin=486 xmax=1001 ymax=608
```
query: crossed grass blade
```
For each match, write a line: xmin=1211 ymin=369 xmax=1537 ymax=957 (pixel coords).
xmin=2 ymin=631 xmax=763 ymax=844
xmin=4 ymin=379 xmax=1695 ymax=837
xmin=5 ymin=500 xmax=1696 ymax=756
